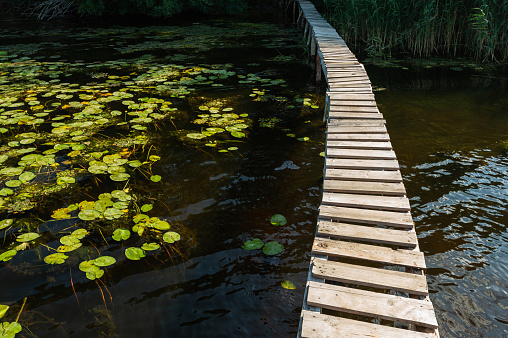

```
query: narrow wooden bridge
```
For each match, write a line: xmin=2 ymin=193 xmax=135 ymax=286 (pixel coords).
xmin=285 ymin=1 xmax=440 ymax=336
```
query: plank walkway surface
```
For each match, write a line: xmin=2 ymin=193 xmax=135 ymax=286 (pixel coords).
xmin=287 ymin=1 xmax=440 ymax=337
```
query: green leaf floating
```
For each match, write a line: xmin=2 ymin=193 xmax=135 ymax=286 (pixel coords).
xmin=112 ymin=228 xmax=130 ymax=241
xmin=141 ymin=204 xmax=153 ymax=212
xmin=163 ymin=231 xmax=180 ymax=243
xmin=281 ymin=280 xmax=296 ymax=290
xmin=16 ymin=232 xmax=40 ymax=242
xmin=125 ymin=247 xmax=146 ymax=260
xmin=0 ymin=322 xmax=22 ymax=338
xmin=150 ymin=175 xmax=161 ymax=182
xmin=86 ymin=268 xmax=104 ymax=280
xmin=0 ymin=219 xmax=13 ymax=230
xmin=0 ymin=250 xmax=17 ymax=262
xmin=78 ymin=209 xmax=101 ymax=221
xmin=141 ymin=243 xmax=160 ymax=251
xmin=242 ymin=238 xmax=264 ymax=250
xmin=60 ymin=235 xmax=80 ymax=245
xmin=262 ymin=241 xmax=284 ymax=256
xmin=270 ymin=214 xmax=287 ymax=226
xmin=19 ymin=171 xmax=36 ymax=182
xmin=72 ymin=229 xmax=89 ymax=239
xmin=44 ymin=253 xmax=68 ymax=264
xmin=0 ymin=305 xmax=8 ymax=319
xmin=94 ymin=256 xmax=116 ymax=267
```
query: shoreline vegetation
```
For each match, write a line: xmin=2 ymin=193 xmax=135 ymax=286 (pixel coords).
xmin=310 ymin=0 xmax=508 ymax=63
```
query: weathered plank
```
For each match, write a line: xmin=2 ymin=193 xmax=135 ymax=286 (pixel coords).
xmin=326 ymin=93 xmax=375 ymax=100
xmin=325 ymin=169 xmax=402 ymax=182
xmin=319 ymin=205 xmax=413 ymax=228
xmin=328 ymin=112 xmax=383 ymax=119
xmin=327 ymin=133 xmax=390 ymax=141
xmin=312 ymin=238 xmax=425 ymax=268
xmin=328 ymin=119 xmax=386 ymax=127
xmin=312 ymin=258 xmax=428 ymax=295
xmin=327 ymin=126 xmax=387 ymax=133
xmin=322 ymin=192 xmax=410 ymax=211
xmin=301 ymin=311 xmax=437 ymax=338
xmin=326 ymin=140 xmax=392 ymax=149
xmin=306 ymin=282 xmax=438 ymax=328
xmin=329 ymin=105 xmax=379 ymax=112
xmin=328 ymin=100 xmax=377 ymax=106
xmin=317 ymin=220 xmax=417 ymax=247
xmin=326 ymin=158 xmax=400 ymax=170
xmin=326 ymin=148 xmax=397 ymax=160
xmin=323 ymin=179 xmax=406 ymax=194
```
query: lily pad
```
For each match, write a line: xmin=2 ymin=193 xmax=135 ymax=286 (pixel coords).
xmin=78 ymin=209 xmax=101 ymax=221
xmin=60 ymin=235 xmax=80 ymax=245
xmin=57 ymin=177 xmax=75 ymax=185
xmin=5 ymin=180 xmax=21 ymax=188
xmin=231 ymin=131 xmax=245 ymax=138
xmin=125 ymin=247 xmax=146 ymax=260
xmin=281 ymin=280 xmax=296 ymax=290
xmin=16 ymin=232 xmax=40 ymax=242
xmin=110 ymin=173 xmax=130 ymax=181
xmin=270 ymin=214 xmax=287 ymax=226
xmin=0 ymin=322 xmax=21 ymax=338
xmin=94 ymin=256 xmax=116 ymax=267
xmin=112 ymin=228 xmax=130 ymax=241
xmin=163 ymin=231 xmax=180 ymax=243
xmin=141 ymin=243 xmax=160 ymax=251
xmin=0 ymin=250 xmax=17 ymax=262
xmin=86 ymin=268 xmax=104 ymax=280
xmin=141 ymin=204 xmax=153 ymax=212
xmin=242 ymin=238 xmax=264 ymax=250
xmin=0 ymin=305 xmax=8 ymax=319
xmin=72 ymin=229 xmax=89 ymax=239
xmin=150 ymin=175 xmax=161 ymax=182
xmin=262 ymin=241 xmax=284 ymax=256
xmin=0 ymin=219 xmax=13 ymax=230
xmin=104 ymin=207 xmax=123 ymax=220
xmin=19 ymin=172 xmax=36 ymax=182
xmin=44 ymin=253 xmax=69 ymax=264
xmin=57 ymin=243 xmax=82 ymax=252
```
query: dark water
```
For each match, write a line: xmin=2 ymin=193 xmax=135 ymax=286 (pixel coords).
xmin=0 ymin=10 xmax=326 ymax=337
xmin=369 ymin=65 xmax=508 ymax=337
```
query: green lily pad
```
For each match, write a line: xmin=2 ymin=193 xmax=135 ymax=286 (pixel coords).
xmin=270 ymin=214 xmax=287 ymax=226
xmin=0 ymin=155 xmax=9 ymax=164
xmin=149 ymin=155 xmax=160 ymax=161
xmin=57 ymin=176 xmax=75 ymax=185
xmin=141 ymin=243 xmax=160 ymax=251
xmin=0 ymin=189 xmax=13 ymax=196
xmin=111 ymin=190 xmax=131 ymax=201
xmin=0 ymin=305 xmax=8 ymax=319
xmin=281 ymin=280 xmax=296 ymax=290
xmin=187 ymin=133 xmax=207 ymax=140
xmin=94 ymin=256 xmax=116 ymax=267
xmin=110 ymin=173 xmax=130 ymax=181
xmin=0 ymin=322 xmax=22 ymax=338
xmin=79 ymin=260 xmax=98 ymax=273
xmin=262 ymin=241 xmax=284 ymax=256
xmin=78 ymin=209 xmax=101 ymax=221
xmin=163 ymin=231 xmax=180 ymax=243
xmin=0 ymin=219 xmax=13 ymax=230
xmin=125 ymin=247 xmax=146 ymax=260
xmin=150 ymin=175 xmax=161 ymax=182
xmin=242 ymin=238 xmax=264 ymax=250
xmin=0 ymin=167 xmax=23 ymax=176
xmin=0 ymin=250 xmax=17 ymax=262
xmin=57 ymin=243 xmax=82 ymax=252
xmin=19 ymin=171 xmax=36 ymax=182
xmin=141 ymin=204 xmax=153 ymax=212
xmin=104 ymin=207 xmax=123 ymax=220
xmin=16 ymin=232 xmax=40 ymax=242
xmin=86 ymin=268 xmax=104 ymax=280
xmin=5 ymin=180 xmax=21 ymax=188
xmin=231 ymin=131 xmax=245 ymax=138
xmin=60 ymin=235 xmax=80 ymax=245
xmin=72 ymin=229 xmax=89 ymax=239
xmin=127 ymin=160 xmax=142 ymax=167
xmin=44 ymin=253 xmax=69 ymax=264
xmin=112 ymin=228 xmax=130 ymax=241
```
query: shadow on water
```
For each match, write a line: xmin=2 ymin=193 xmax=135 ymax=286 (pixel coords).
xmin=368 ymin=64 xmax=508 ymax=337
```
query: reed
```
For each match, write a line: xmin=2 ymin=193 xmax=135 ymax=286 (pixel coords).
xmin=314 ymin=0 xmax=508 ymax=62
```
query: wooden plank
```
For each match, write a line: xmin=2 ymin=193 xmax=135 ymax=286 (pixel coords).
xmin=312 ymin=238 xmax=425 ymax=268
xmin=306 ymin=282 xmax=438 ymax=328
xmin=328 ymin=100 xmax=377 ymax=106
xmin=325 ymin=169 xmax=402 ymax=182
xmin=327 ymin=126 xmax=387 ymax=133
xmin=329 ymin=106 xmax=379 ymax=112
xmin=327 ymin=148 xmax=396 ymax=160
xmin=322 ymin=192 xmax=410 ymax=211
xmin=327 ymin=88 xmax=373 ymax=93
xmin=326 ymin=93 xmax=375 ymax=100
xmin=326 ymin=140 xmax=392 ymax=149
xmin=323 ymin=179 xmax=406 ymax=195
xmin=328 ymin=112 xmax=383 ymax=119
xmin=327 ymin=133 xmax=390 ymax=141
xmin=319 ymin=205 xmax=413 ymax=228
xmin=312 ymin=258 xmax=427 ymax=295
xmin=326 ymin=158 xmax=400 ymax=170
xmin=317 ymin=220 xmax=417 ymax=247
xmin=301 ymin=311 xmax=436 ymax=338
xmin=328 ymin=120 xmax=386 ymax=127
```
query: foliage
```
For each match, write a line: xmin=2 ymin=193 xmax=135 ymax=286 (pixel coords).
xmin=314 ymin=0 xmax=508 ymax=61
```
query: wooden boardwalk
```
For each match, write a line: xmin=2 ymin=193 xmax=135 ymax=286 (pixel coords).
xmin=286 ymin=1 xmax=440 ymax=337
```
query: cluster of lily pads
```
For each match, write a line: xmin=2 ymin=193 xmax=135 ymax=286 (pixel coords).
xmin=242 ymin=214 xmax=287 ymax=256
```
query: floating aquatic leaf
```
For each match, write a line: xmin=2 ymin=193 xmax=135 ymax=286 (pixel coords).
xmin=125 ymin=247 xmax=146 ymax=260
xmin=104 ymin=208 xmax=123 ymax=220
xmin=94 ymin=256 xmax=116 ymax=267
xmin=86 ymin=268 xmax=104 ymax=280
xmin=18 ymin=172 xmax=36 ymax=182
xmin=187 ymin=133 xmax=207 ymax=139
xmin=281 ymin=280 xmax=296 ymax=290
xmin=0 ymin=321 xmax=21 ymax=338
xmin=319 ymin=152 xmax=325 ymax=157
xmin=270 ymin=214 xmax=287 ymax=226
xmin=112 ymin=228 xmax=130 ymax=241
xmin=163 ymin=231 xmax=180 ymax=243
xmin=141 ymin=204 xmax=153 ymax=212
xmin=16 ymin=232 xmax=40 ymax=242
xmin=133 ymin=214 xmax=149 ymax=223
xmin=0 ymin=155 xmax=8 ymax=164
xmin=57 ymin=243 xmax=82 ymax=252
xmin=231 ymin=131 xmax=245 ymax=138
xmin=57 ymin=177 xmax=75 ymax=185
xmin=0 ymin=167 xmax=23 ymax=176
xmin=110 ymin=173 xmax=130 ymax=181
xmin=5 ymin=180 xmax=20 ymax=188
xmin=0 ymin=305 xmax=8 ymax=319
xmin=141 ymin=243 xmax=160 ymax=251
xmin=242 ymin=238 xmax=264 ymax=250
xmin=127 ymin=160 xmax=142 ymax=167
xmin=263 ymin=241 xmax=284 ymax=255
xmin=78 ymin=209 xmax=101 ymax=221
xmin=150 ymin=175 xmax=161 ymax=182
xmin=60 ymin=235 xmax=80 ymax=246
xmin=79 ymin=260 xmax=97 ymax=272
xmin=112 ymin=190 xmax=131 ymax=201
xmin=44 ymin=253 xmax=68 ymax=265
xmin=0 ymin=219 xmax=14 ymax=230
xmin=0 ymin=189 xmax=13 ymax=196
xmin=0 ymin=250 xmax=17 ymax=262
xmin=297 ymin=137 xmax=310 ymax=142
xmin=52 ymin=208 xmax=71 ymax=219
xmin=113 ymin=201 xmax=129 ymax=209
xmin=72 ymin=229 xmax=89 ymax=239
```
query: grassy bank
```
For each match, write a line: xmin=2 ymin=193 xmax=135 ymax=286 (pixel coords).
xmin=312 ymin=0 xmax=508 ymax=62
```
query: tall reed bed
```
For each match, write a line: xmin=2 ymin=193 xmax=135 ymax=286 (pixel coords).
xmin=315 ymin=0 xmax=508 ymax=61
